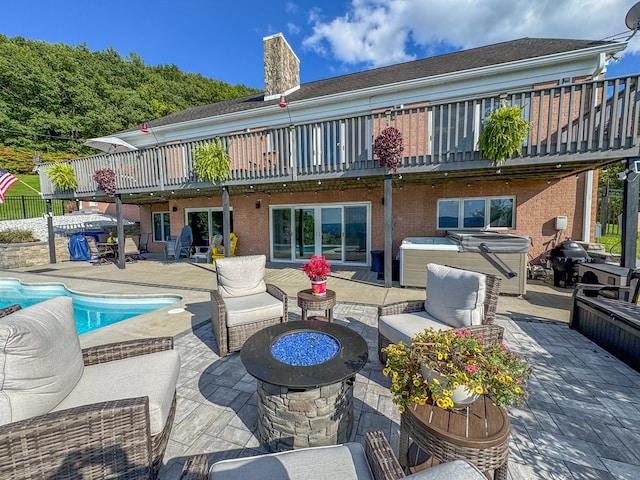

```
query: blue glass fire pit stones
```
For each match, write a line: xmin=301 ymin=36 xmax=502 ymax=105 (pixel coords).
xmin=271 ymin=331 xmax=340 ymax=366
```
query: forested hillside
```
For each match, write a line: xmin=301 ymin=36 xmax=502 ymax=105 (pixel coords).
xmin=0 ymin=34 xmax=259 ymax=173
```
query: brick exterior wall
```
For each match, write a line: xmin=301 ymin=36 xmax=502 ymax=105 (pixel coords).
xmin=140 ymin=172 xmax=598 ymax=263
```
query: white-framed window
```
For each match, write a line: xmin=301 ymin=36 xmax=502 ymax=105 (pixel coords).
xmin=437 ymin=196 xmax=515 ymax=230
xmin=152 ymin=212 xmax=171 ymax=242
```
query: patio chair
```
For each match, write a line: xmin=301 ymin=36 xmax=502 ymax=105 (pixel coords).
xmin=178 ymin=430 xmax=487 ymax=480
xmin=211 ymin=232 xmax=238 ymax=262
xmin=192 ymin=234 xmax=223 ymax=263
xmin=177 ymin=225 xmax=194 ymax=259
xmin=164 ymin=235 xmax=177 ymax=260
xmin=0 ymin=303 xmax=21 ymax=318
xmin=85 ymin=235 xmax=111 ymax=265
xmin=0 ymin=296 xmax=180 ymax=480
xmin=212 ymin=254 xmax=287 ymax=356
xmin=138 ymin=233 xmax=150 ymax=253
xmin=378 ymin=263 xmax=503 ymax=363
xmin=124 ymin=235 xmax=143 ymax=262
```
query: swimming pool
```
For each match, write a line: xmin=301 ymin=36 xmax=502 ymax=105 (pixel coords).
xmin=0 ymin=278 xmax=182 ymax=334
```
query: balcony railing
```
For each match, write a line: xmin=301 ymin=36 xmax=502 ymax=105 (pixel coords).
xmin=39 ymin=75 xmax=639 ymax=198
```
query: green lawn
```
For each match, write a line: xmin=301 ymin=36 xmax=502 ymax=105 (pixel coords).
xmin=6 ymin=174 xmax=41 ymax=196
xmin=597 ymin=234 xmax=640 ymax=259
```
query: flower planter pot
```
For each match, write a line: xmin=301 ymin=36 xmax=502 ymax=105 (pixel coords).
xmin=420 ymin=365 xmax=480 ymax=408
xmin=311 ymin=280 xmax=327 ymax=296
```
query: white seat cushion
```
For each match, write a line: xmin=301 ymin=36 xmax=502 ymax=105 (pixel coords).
xmin=224 ymin=292 xmax=284 ymax=327
xmin=216 ymin=255 xmax=267 ymax=298
xmin=52 ymin=349 xmax=180 ymax=436
xmin=0 ymin=297 xmax=84 ymax=425
xmin=404 ymin=460 xmax=486 ymax=480
xmin=209 ymin=442 xmax=374 ymax=480
xmin=424 ymin=264 xmax=486 ymax=328
xmin=379 ymin=311 xmax=451 ymax=346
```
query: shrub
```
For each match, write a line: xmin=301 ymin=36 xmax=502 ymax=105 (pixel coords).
xmin=0 ymin=228 xmax=38 ymax=243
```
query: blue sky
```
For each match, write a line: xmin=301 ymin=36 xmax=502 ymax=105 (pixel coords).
xmin=1 ymin=0 xmax=638 ymax=89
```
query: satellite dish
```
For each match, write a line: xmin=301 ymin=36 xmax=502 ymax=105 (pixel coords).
xmin=626 ymin=1 xmax=640 ymax=30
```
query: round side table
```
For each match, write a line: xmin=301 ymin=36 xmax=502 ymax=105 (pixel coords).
xmin=399 ymin=396 xmax=510 ymax=479
xmin=297 ymin=289 xmax=336 ymax=322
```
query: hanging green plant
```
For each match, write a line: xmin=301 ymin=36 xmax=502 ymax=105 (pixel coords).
xmin=46 ymin=162 xmax=78 ymax=191
xmin=193 ymin=138 xmax=231 ymax=183
xmin=478 ymin=105 xmax=530 ymax=165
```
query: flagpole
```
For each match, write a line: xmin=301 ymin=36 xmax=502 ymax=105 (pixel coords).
xmin=17 ymin=178 xmax=42 ymax=196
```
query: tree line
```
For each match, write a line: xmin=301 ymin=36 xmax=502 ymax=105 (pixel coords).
xmin=0 ymin=34 xmax=259 ymax=173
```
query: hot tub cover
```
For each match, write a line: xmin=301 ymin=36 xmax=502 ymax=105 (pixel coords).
xmin=446 ymin=231 xmax=530 ymax=253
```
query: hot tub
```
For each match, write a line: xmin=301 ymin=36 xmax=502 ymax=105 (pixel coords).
xmin=398 ymin=232 xmax=530 ymax=295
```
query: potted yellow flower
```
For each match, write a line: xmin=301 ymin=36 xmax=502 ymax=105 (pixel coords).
xmin=382 ymin=328 xmax=532 ymax=412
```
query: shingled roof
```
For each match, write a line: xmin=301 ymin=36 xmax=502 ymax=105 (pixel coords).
xmin=133 ymin=37 xmax=614 ymax=131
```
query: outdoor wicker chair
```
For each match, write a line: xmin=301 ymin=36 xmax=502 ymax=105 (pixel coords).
xmin=178 ymin=430 xmax=487 ymax=480
xmin=0 ymin=297 xmax=180 ymax=480
xmin=0 ymin=303 xmax=21 ymax=317
xmin=378 ymin=264 xmax=503 ymax=363
xmin=212 ymin=254 xmax=287 ymax=356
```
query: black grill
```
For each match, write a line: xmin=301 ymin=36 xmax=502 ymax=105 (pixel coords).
xmin=549 ymin=240 xmax=590 ymax=287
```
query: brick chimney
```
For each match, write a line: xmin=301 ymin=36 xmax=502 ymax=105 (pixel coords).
xmin=263 ymin=33 xmax=300 ymax=101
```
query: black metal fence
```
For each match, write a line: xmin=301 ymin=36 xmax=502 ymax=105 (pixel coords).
xmin=0 ymin=196 xmax=74 ymax=221
xmin=597 ymin=187 xmax=640 ymax=237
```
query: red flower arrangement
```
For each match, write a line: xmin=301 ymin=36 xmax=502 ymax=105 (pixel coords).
xmin=301 ymin=255 xmax=331 ymax=281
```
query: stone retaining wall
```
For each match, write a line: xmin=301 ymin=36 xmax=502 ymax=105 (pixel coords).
xmin=0 ymin=238 xmax=70 ymax=269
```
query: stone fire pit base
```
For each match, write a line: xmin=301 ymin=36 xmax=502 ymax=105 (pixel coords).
xmin=256 ymin=377 xmax=354 ymax=452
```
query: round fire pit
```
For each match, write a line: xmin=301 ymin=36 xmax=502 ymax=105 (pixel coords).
xmin=240 ymin=319 xmax=368 ymax=452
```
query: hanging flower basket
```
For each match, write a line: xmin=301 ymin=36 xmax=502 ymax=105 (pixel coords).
xmin=373 ymin=126 xmax=404 ymax=172
xmin=93 ymin=168 xmax=117 ymax=196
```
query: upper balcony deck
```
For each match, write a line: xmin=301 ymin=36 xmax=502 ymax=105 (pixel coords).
xmin=39 ymin=75 xmax=640 ymax=202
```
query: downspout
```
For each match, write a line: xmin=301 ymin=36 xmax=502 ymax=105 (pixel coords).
xmin=592 ymin=52 xmax=607 ymax=78
xmin=582 ymin=170 xmax=593 ymax=242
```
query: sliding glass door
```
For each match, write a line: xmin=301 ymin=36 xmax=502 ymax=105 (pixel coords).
xmin=185 ymin=208 xmax=233 ymax=246
xmin=271 ymin=202 xmax=369 ymax=264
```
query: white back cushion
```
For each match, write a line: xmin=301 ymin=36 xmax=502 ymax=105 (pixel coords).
xmin=216 ymin=255 xmax=267 ymax=298
xmin=424 ymin=264 xmax=486 ymax=328
xmin=0 ymin=296 xmax=84 ymax=425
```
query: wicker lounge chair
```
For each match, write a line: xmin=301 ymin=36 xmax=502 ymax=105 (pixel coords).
xmin=212 ymin=254 xmax=287 ymax=356
xmin=178 ymin=430 xmax=487 ymax=480
xmin=0 ymin=297 xmax=179 ymax=480
xmin=378 ymin=264 xmax=502 ymax=363
xmin=0 ymin=303 xmax=21 ymax=317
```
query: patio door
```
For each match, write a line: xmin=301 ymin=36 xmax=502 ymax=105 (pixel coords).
xmin=270 ymin=203 xmax=370 ymax=265
xmin=185 ymin=208 xmax=233 ymax=246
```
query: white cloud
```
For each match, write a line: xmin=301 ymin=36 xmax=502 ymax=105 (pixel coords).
xmin=287 ymin=22 xmax=302 ymax=35
xmin=303 ymin=0 xmax=640 ymax=67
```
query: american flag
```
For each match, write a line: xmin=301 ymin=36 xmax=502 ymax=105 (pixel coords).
xmin=0 ymin=168 xmax=19 ymax=203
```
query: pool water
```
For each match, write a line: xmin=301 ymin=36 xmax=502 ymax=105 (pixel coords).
xmin=0 ymin=278 xmax=181 ymax=334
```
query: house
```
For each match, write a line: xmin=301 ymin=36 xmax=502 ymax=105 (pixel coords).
xmin=39 ymin=34 xmax=639 ymax=283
